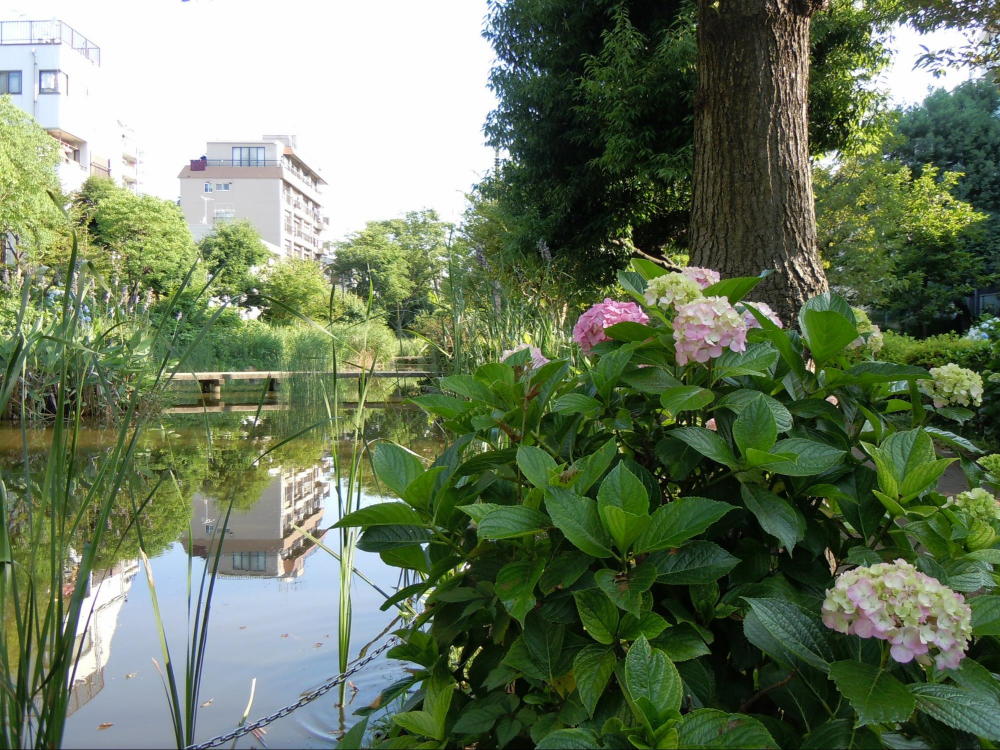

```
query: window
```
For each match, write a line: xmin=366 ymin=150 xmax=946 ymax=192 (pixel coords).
xmin=232 ymin=146 xmax=265 ymax=166
xmin=214 ymin=208 xmax=236 ymax=220
xmin=39 ymin=70 xmax=67 ymax=94
xmin=215 ymin=182 xmax=231 ymax=191
xmin=203 ymin=182 xmax=213 ymax=193
xmin=0 ymin=71 xmax=21 ymax=95
xmin=231 ymin=551 xmax=266 ymax=571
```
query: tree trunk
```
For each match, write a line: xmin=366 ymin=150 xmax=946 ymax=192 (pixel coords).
xmin=690 ymin=0 xmax=828 ymax=323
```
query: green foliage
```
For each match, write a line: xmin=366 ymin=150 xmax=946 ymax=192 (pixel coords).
xmin=198 ymin=220 xmax=271 ymax=303
xmin=816 ymin=158 xmax=990 ymax=332
xmin=349 ymin=262 xmax=1000 ymax=748
xmin=259 ymin=257 xmax=336 ymax=325
xmin=330 ymin=210 xmax=450 ymax=333
xmin=481 ymin=0 xmax=897 ymax=285
xmin=881 ymin=331 xmax=992 ymax=371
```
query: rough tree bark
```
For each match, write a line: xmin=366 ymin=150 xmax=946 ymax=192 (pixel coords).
xmin=690 ymin=0 xmax=829 ymax=322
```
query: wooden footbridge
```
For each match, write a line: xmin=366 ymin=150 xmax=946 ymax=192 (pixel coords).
xmin=167 ymin=366 xmax=437 ymax=400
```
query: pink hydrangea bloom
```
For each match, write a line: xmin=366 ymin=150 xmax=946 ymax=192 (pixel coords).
xmin=738 ymin=301 xmax=783 ymax=329
xmin=822 ymin=559 xmax=972 ymax=670
xmin=672 ymin=296 xmax=748 ymax=366
xmin=680 ymin=266 xmax=721 ymax=289
xmin=572 ymin=299 xmax=649 ymax=354
xmin=501 ymin=343 xmax=549 ymax=370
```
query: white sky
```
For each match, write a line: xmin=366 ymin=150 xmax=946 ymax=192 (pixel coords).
xmin=0 ymin=1 xmax=982 ymax=241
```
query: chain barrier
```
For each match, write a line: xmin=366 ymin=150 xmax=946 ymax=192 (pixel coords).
xmin=184 ymin=635 xmax=400 ymax=750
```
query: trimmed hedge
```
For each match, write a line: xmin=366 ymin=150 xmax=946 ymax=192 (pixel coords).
xmin=881 ymin=330 xmax=992 ymax=371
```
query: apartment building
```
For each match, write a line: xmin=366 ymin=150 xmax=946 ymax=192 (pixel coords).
xmin=177 ymin=135 xmax=328 ymax=260
xmin=0 ymin=19 xmax=140 ymax=193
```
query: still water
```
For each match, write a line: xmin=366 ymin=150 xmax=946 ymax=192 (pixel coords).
xmin=3 ymin=405 xmax=446 ymax=749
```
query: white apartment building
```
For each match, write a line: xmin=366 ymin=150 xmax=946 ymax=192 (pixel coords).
xmin=0 ymin=19 xmax=140 ymax=193
xmin=177 ymin=135 xmax=328 ymax=261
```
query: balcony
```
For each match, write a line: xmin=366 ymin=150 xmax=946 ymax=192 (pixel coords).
xmin=0 ymin=20 xmax=100 ymax=66
xmin=201 ymin=159 xmax=281 ymax=168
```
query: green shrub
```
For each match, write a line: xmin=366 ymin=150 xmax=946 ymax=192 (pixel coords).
xmin=342 ymin=263 xmax=1000 ymax=749
xmin=881 ymin=330 xmax=992 ymax=371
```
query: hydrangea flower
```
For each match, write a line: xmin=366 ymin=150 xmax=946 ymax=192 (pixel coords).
xmin=822 ymin=559 xmax=972 ymax=670
xmin=672 ymin=296 xmax=748 ymax=366
xmin=501 ymin=343 xmax=549 ymax=370
xmin=573 ymin=299 xmax=649 ymax=354
xmin=979 ymin=453 xmax=1000 ymax=478
xmin=737 ymin=300 xmax=782 ymax=329
xmin=948 ymin=487 xmax=1000 ymax=526
xmin=680 ymin=266 xmax=721 ymax=289
xmin=643 ymin=272 xmax=703 ymax=309
xmin=849 ymin=307 xmax=884 ymax=356
xmin=920 ymin=363 xmax=984 ymax=408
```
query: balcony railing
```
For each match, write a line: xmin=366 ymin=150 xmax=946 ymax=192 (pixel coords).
xmin=203 ymin=159 xmax=280 ymax=167
xmin=0 ymin=20 xmax=100 ymax=65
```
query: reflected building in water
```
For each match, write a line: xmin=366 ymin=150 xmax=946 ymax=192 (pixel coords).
xmin=187 ymin=458 xmax=332 ymax=579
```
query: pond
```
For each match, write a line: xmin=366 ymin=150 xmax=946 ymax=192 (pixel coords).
xmin=1 ymin=403 xmax=446 ymax=749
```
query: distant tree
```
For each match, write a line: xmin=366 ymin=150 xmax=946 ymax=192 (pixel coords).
xmin=80 ymin=178 xmax=199 ymax=302
xmin=260 ymin=257 xmax=333 ymax=325
xmin=816 ymin=158 xmax=989 ymax=333
xmin=330 ymin=210 xmax=449 ymax=333
xmin=198 ymin=220 xmax=272 ymax=304
xmin=889 ymin=78 xmax=1000 ymax=272
xmin=0 ymin=95 xmax=65 ymax=279
xmin=896 ymin=0 xmax=1000 ymax=70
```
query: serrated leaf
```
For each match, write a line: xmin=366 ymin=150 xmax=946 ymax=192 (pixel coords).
xmin=661 ymin=385 xmax=715 ymax=415
xmin=604 ymin=321 xmax=658 ymax=342
xmin=633 ymin=497 xmax=735 ymax=554
xmin=393 ymin=710 xmax=440 ymax=739
xmin=535 ymin=728 xmax=601 ymax=749
xmin=715 ymin=389 xmax=793 ymax=432
xmin=828 ymin=661 xmax=915 ymax=726
xmin=648 ymin=541 xmax=740 ymax=584
xmin=573 ymin=646 xmax=616 ymax=717
xmin=733 ymin=397 xmax=777 ymax=455
xmin=597 ymin=462 xmax=649 ymax=516
xmin=657 ymin=622 xmax=710 ymax=662
xmin=899 ymin=457 xmax=955 ymax=499
xmin=743 ymin=598 xmax=834 ymax=672
xmin=410 ymin=393 xmax=471 ymax=419
xmin=595 ymin=564 xmax=656 ymax=618
xmin=599 ymin=505 xmax=646 ymax=554
xmin=475 ymin=506 xmax=550 ymax=540
xmin=625 ymin=635 xmax=682 ymax=730
xmin=971 ymin=596 xmax=1000 ymax=636
xmin=618 ymin=611 xmax=669 ymax=640
xmin=675 ymin=709 xmax=778 ymax=749
xmin=713 ymin=342 xmax=779 ymax=380
xmin=335 ymin=501 xmax=425 ymax=528
xmin=801 ymin=309 xmax=858 ymax=362
xmin=910 ymin=683 xmax=1000 ymax=740
xmin=741 ymin=485 xmax=805 ymax=553
xmin=372 ymin=442 xmax=425 ymax=498
xmin=671 ymin=426 xmax=737 ymax=467
xmin=552 ymin=393 xmax=603 ymax=418
xmin=496 ymin=559 xmax=545 ymax=624
xmin=702 ymin=276 xmax=763 ymax=304
xmin=545 ymin=488 xmax=614 ymax=558
xmin=517 ymin=445 xmax=557 ymax=488
xmin=574 ymin=589 xmax=619 ymax=644
xmin=757 ymin=438 xmax=845 ymax=476
xmin=571 ymin=439 xmax=618 ymax=494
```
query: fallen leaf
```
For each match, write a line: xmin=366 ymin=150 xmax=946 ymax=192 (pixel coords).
xmin=200 ymin=699 xmax=214 ymax=707
xmin=97 ymin=723 xmax=113 ymax=730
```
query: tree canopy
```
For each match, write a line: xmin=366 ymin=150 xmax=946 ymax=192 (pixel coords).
xmin=198 ymin=220 xmax=272 ymax=303
xmin=259 ymin=257 xmax=333 ymax=325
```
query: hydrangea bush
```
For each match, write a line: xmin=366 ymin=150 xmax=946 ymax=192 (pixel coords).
xmin=340 ymin=261 xmax=1000 ymax=749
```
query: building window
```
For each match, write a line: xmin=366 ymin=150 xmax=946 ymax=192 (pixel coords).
xmin=0 ymin=71 xmax=21 ymax=95
xmin=232 ymin=551 xmax=266 ymax=571
xmin=39 ymin=70 xmax=67 ymax=94
xmin=215 ymin=182 xmax=231 ymax=191
xmin=232 ymin=146 xmax=265 ymax=166
xmin=203 ymin=182 xmax=213 ymax=193
xmin=214 ymin=208 xmax=236 ymax=220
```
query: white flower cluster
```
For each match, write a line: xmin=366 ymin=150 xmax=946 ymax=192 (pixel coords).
xmin=643 ymin=272 xmax=703 ymax=310
xmin=920 ymin=363 xmax=984 ymax=408
xmin=848 ymin=307 xmax=884 ymax=356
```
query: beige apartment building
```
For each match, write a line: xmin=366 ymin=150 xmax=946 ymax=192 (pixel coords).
xmin=177 ymin=134 xmax=328 ymax=261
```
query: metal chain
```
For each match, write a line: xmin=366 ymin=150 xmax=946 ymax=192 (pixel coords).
xmin=184 ymin=636 xmax=400 ymax=750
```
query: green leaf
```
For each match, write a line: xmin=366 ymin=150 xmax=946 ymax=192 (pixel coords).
xmin=733 ymin=397 xmax=778 ymax=455
xmin=631 ymin=258 xmax=669 ymax=280
xmin=410 ymin=393 xmax=471 ymax=419
xmin=757 ymin=438 xmax=845 ymax=476
xmin=335 ymin=501 xmax=425 ymax=528
xmin=599 ymin=505 xmax=646 ymax=554
xmin=604 ymin=321 xmax=658 ymax=342
xmin=971 ymin=595 xmax=1000 ymax=636
xmin=801 ymin=308 xmax=858 ymax=363
xmin=910 ymin=684 xmax=1000 ymax=740
xmin=671 ymin=426 xmax=737 ymax=467
xmin=713 ymin=342 xmax=779 ymax=380
xmin=372 ymin=442 xmax=425 ymax=498
xmin=649 ymin=541 xmax=740 ymax=584
xmin=517 ymin=445 xmax=557 ymax=488
xmin=898 ymin=457 xmax=955 ymax=499
xmin=837 ymin=361 xmax=930 ymax=385
xmin=535 ymin=729 xmax=601 ymax=749
xmin=702 ymin=276 xmax=763 ymax=304
xmin=592 ymin=347 xmax=632 ymax=400
xmin=357 ymin=524 xmax=432 ymax=552
xmin=393 ymin=710 xmax=440 ymax=740
xmin=552 ymin=393 xmax=603 ymax=418
xmin=523 ymin=611 xmax=566 ymax=683
xmin=715 ymin=389 xmax=793 ymax=432
xmin=573 ymin=645 xmax=616 ymax=717
xmin=597 ymin=462 xmax=649 ymax=516
xmin=661 ymin=385 xmax=715 ymax=415
xmin=545 ymin=488 xmax=614 ymax=558
xmin=496 ymin=559 xmax=545 ymax=624
xmin=574 ymin=589 xmax=620 ymax=645
xmin=475 ymin=506 xmax=550 ymax=540
xmin=881 ymin=429 xmax=935 ymax=486
xmin=539 ymin=552 xmax=592 ymax=594
xmin=675 ymin=709 xmax=778 ymax=749
xmin=657 ymin=622 xmax=711 ymax=662
xmin=741 ymin=485 xmax=806 ymax=553
xmin=827 ymin=661 xmax=915 ymax=727
xmin=633 ymin=497 xmax=735 ymax=554
xmin=624 ymin=635 xmax=683 ymax=729
xmin=618 ymin=611 xmax=670 ymax=641
xmin=440 ymin=373 xmax=500 ymax=404
xmin=743 ymin=598 xmax=834 ymax=672
xmin=595 ymin=563 xmax=657 ymax=618
xmin=571 ymin=439 xmax=618 ymax=494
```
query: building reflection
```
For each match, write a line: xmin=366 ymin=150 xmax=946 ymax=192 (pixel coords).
xmin=66 ymin=559 xmax=139 ymax=716
xmin=187 ymin=458 xmax=332 ymax=579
